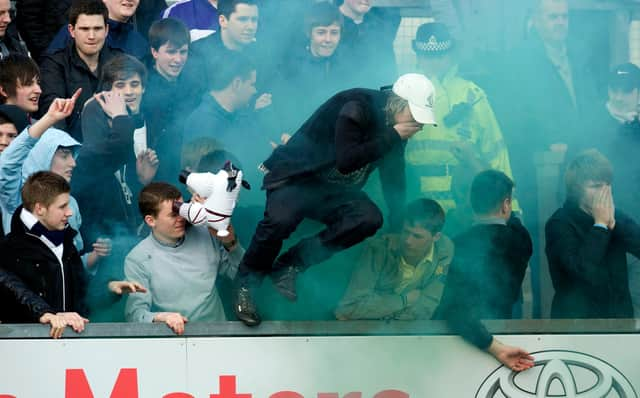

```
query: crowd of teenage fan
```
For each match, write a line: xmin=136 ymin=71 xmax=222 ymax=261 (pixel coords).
xmin=0 ymin=0 xmax=639 ymax=372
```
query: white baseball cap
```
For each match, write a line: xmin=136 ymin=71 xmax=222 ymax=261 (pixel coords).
xmin=392 ymin=73 xmax=437 ymax=125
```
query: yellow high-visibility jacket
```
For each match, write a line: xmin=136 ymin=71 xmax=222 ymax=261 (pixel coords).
xmin=405 ymin=65 xmax=517 ymax=213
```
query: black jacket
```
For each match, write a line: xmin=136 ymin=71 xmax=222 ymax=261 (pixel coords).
xmin=437 ymin=216 xmax=532 ymax=349
xmin=339 ymin=7 xmax=399 ymax=89
xmin=545 ymin=202 xmax=640 ymax=318
xmin=73 ymin=99 xmax=145 ymax=243
xmin=262 ymin=88 xmax=406 ymax=228
xmin=47 ymin=19 xmax=148 ymax=61
xmin=38 ymin=42 xmax=120 ymax=141
xmin=71 ymin=100 xmax=146 ymax=242
xmin=587 ymin=111 xmax=640 ymax=218
xmin=142 ymin=67 xmax=198 ymax=183
xmin=0 ymin=206 xmax=88 ymax=323
xmin=15 ymin=0 xmax=71 ymax=61
xmin=134 ymin=0 xmax=167 ymax=40
xmin=0 ymin=23 xmax=29 ymax=59
xmin=274 ymin=45 xmax=350 ymax=132
xmin=182 ymin=31 xmax=266 ymax=99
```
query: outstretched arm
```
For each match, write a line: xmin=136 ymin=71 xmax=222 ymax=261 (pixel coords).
xmin=487 ymin=338 xmax=534 ymax=372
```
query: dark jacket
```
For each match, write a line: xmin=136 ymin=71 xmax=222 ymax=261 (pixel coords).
xmin=0 ymin=23 xmax=29 ymax=59
xmin=495 ymin=33 xmax=599 ymax=153
xmin=339 ymin=7 xmax=399 ymax=89
xmin=0 ymin=206 xmax=88 ymax=323
xmin=73 ymin=99 xmax=145 ymax=243
xmin=275 ymin=45 xmax=350 ymax=132
xmin=15 ymin=0 xmax=71 ymax=61
xmin=134 ymin=0 xmax=167 ymax=41
xmin=38 ymin=42 xmax=120 ymax=141
xmin=545 ymin=202 xmax=640 ymax=319
xmin=587 ymin=110 xmax=640 ymax=218
xmin=142 ymin=67 xmax=197 ymax=183
xmin=182 ymin=93 xmax=274 ymax=205
xmin=182 ymin=31 xmax=264 ymax=99
xmin=490 ymin=33 xmax=600 ymax=202
xmin=262 ymin=88 xmax=405 ymax=228
xmin=438 ymin=216 xmax=532 ymax=349
xmin=47 ymin=19 xmax=148 ymax=60
xmin=73 ymin=99 xmax=149 ymax=322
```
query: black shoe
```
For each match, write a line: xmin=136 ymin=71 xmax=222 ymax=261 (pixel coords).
xmin=234 ymin=286 xmax=261 ymax=327
xmin=270 ymin=266 xmax=299 ymax=302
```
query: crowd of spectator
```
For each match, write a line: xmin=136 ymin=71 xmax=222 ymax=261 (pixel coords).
xmin=1 ymin=0 xmax=640 ymax=372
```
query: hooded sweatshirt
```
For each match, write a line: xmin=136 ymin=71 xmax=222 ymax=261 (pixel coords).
xmin=0 ymin=127 xmax=83 ymax=252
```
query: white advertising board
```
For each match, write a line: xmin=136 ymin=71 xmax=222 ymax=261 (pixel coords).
xmin=1 ymin=334 xmax=639 ymax=397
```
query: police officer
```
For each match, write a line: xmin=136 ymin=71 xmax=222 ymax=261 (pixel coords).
xmin=405 ymin=22 xmax=517 ymax=234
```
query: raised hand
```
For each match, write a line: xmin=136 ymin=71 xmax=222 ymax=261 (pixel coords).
xmin=46 ymin=88 xmax=82 ymax=122
xmin=393 ymin=121 xmax=423 ymax=140
xmin=209 ymin=224 xmax=238 ymax=250
xmin=255 ymin=93 xmax=272 ymax=110
xmin=136 ymin=149 xmax=159 ymax=185
xmin=591 ymin=185 xmax=614 ymax=226
xmin=606 ymin=185 xmax=616 ymax=230
xmin=86 ymin=237 xmax=112 ymax=269
xmin=29 ymin=88 xmax=83 ymax=139
xmin=270 ymin=132 xmax=291 ymax=149
xmin=94 ymin=91 xmax=127 ymax=119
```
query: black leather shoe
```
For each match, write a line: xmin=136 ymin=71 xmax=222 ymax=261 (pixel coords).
xmin=234 ymin=286 xmax=261 ymax=327
xmin=271 ymin=266 xmax=299 ymax=302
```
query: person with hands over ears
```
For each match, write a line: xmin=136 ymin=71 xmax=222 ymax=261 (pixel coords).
xmin=124 ymin=183 xmax=241 ymax=335
xmin=546 ymin=149 xmax=640 ymax=319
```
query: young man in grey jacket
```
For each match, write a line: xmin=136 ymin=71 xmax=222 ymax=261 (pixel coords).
xmin=125 ymin=182 xmax=242 ymax=335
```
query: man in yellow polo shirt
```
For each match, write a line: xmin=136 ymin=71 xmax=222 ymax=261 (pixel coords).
xmin=406 ymin=22 xmax=516 ymax=234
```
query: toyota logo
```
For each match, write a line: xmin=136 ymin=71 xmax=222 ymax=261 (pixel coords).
xmin=476 ymin=350 xmax=637 ymax=398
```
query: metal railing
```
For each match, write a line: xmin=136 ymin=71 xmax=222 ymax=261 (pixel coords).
xmin=1 ymin=319 xmax=639 ymax=339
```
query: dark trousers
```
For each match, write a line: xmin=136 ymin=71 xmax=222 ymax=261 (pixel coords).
xmin=238 ymin=179 xmax=383 ymax=280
